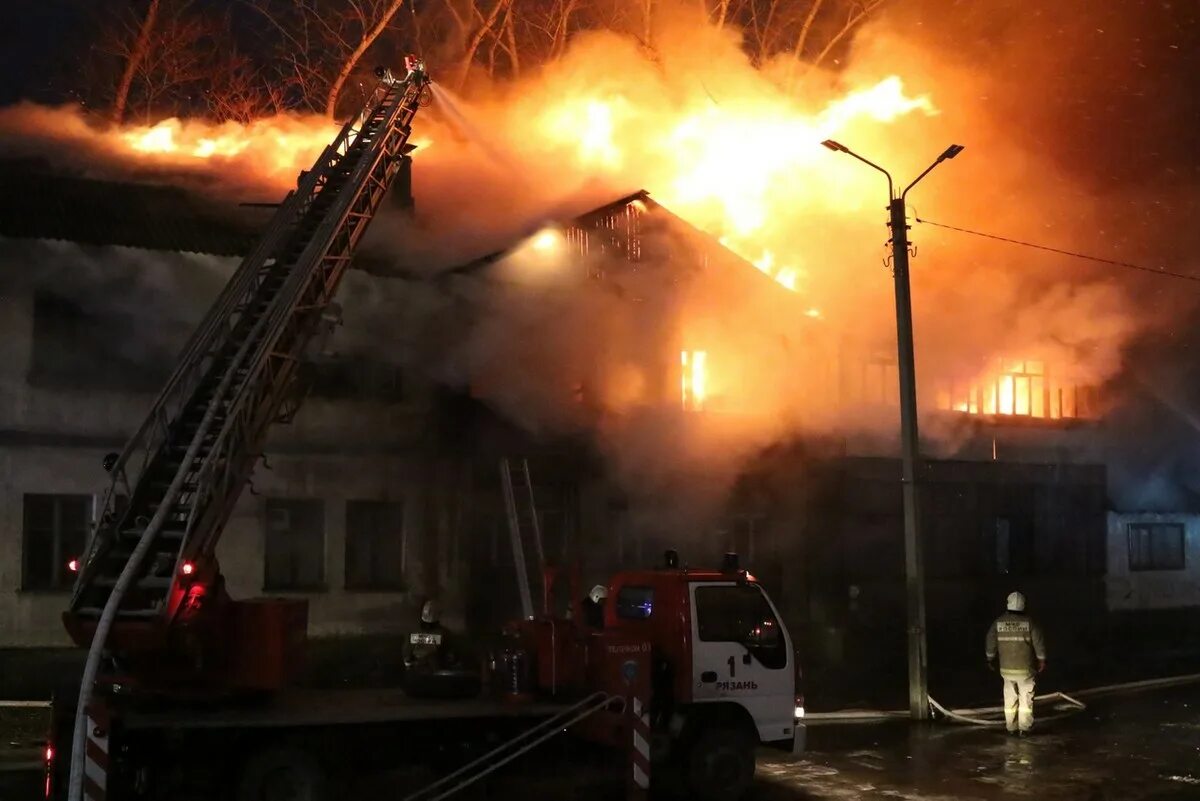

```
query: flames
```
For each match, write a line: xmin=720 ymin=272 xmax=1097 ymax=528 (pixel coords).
xmin=528 ymin=75 xmax=937 ymax=296
xmin=115 ymin=115 xmax=339 ymax=187
xmin=935 ymin=359 xmax=1095 ymax=420
xmin=681 ymin=350 xmax=708 ymax=411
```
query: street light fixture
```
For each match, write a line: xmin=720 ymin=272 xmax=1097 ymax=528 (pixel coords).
xmin=821 ymin=139 xmax=965 ymax=721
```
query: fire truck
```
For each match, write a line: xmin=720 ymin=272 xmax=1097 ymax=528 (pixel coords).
xmin=47 ymin=64 xmax=804 ymax=801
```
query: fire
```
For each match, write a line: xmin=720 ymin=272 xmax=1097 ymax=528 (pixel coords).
xmin=525 ymin=74 xmax=936 ymax=295
xmin=681 ymin=350 xmax=708 ymax=411
xmin=114 ymin=116 xmax=337 ymax=185
xmin=936 ymin=359 xmax=1094 ymax=420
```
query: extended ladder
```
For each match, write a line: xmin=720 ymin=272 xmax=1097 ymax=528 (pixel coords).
xmin=500 ymin=458 xmax=546 ymax=620
xmin=67 ymin=73 xmax=431 ymax=633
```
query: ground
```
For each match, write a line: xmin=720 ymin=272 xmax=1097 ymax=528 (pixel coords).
xmin=758 ymin=683 xmax=1200 ymax=801
xmin=4 ymin=682 xmax=1199 ymax=800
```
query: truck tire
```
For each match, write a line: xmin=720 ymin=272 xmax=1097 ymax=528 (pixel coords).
xmin=237 ymin=746 xmax=327 ymax=801
xmin=685 ymin=728 xmax=755 ymax=801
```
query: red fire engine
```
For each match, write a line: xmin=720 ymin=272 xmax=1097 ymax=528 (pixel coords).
xmin=47 ymin=64 xmax=803 ymax=801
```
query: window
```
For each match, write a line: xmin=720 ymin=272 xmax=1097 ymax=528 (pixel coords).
xmin=345 ymin=501 xmax=406 ymax=590
xmin=987 ymin=517 xmax=1034 ymax=576
xmin=695 ymin=584 xmax=786 ymax=669
xmin=935 ymin=359 xmax=1097 ymax=421
xmin=995 ymin=518 xmax=1011 ymax=575
xmin=23 ymin=494 xmax=90 ymax=591
xmin=1128 ymin=523 xmax=1185 ymax=571
xmin=616 ymin=586 xmax=654 ymax=620
xmin=681 ymin=350 xmax=708 ymax=411
xmin=264 ymin=499 xmax=326 ymax=591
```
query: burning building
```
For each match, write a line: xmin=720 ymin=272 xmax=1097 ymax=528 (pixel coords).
xmin=3 ymin=0 xmax=1199 ymax=705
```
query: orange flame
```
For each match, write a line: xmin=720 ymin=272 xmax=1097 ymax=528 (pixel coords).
xmin=681 ymin=350 xmax=708 ymax=411
xmin=936 ymin=359 xmax=1092 ymax=420
xmin=526 ymin=75 xmax=935 ymax=295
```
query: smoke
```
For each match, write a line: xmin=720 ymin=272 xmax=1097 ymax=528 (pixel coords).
xmin=6 ymin=0 xmax=1200 ymax=527
xmin=0 ymin=237 xmax=234 ymax=394
xmin=367 ymin=5 xmax=1179 ymax=525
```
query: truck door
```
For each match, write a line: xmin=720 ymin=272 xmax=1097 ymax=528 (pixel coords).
xmin=689 ymin=581 xmax=794 ymax=744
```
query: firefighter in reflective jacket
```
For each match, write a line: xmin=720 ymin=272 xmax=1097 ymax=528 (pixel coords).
xmin=985 ymin=591 xmax=1046 ymax=734
xmin=403 ymin=600 xmax=459 ymax=674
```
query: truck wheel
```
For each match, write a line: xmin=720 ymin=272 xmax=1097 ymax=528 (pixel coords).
xmin=686 ymin=728 xmax=755 ymax=801
xmin=237 ymin=747 xmax=327 ymax=801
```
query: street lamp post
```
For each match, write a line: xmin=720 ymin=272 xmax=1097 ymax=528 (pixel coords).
xmin=820 ymin=139 xmax=964 ymax=721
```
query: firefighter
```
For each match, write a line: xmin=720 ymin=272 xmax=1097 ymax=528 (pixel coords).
xmin=403 ymin=54 xmax=426 ymax=83
xmin=581 ymin=584 xmax=607 ymax=629
xmin=403 ymin=600 xmax=459 ymax=677
xmin=985 ymin=591 xmax=1046 ymax=735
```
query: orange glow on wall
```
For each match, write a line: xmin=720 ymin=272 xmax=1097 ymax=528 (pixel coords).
xmin=681 ymin=350 xmax=708 ymax=411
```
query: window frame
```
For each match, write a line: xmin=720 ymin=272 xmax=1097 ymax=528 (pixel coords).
xmin=22 ymin=493 xmax=91 ymax=592
xmin=1127 ymin=523 xmax=1185 ymax=572
xmin=615 ymin=585 xmax=655 ymax=620
xmin=693 ymin=582 xmax=787 ymax=669
xmin=263 ymin=498 xmax=328 ymax=592
xmin=344 ymin=499 xmax=407 ymax=592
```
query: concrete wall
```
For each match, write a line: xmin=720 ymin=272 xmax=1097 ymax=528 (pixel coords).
xmin=1106 ymin=512 xmax=1200 ymax=611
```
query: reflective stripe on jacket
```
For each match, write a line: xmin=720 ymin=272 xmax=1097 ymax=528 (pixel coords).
xmin=985 ymin=612 xmax=1045 ymax=678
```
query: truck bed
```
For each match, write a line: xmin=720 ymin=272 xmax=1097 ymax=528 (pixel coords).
xmin=123 ymin=688 xmax=572 ymax=731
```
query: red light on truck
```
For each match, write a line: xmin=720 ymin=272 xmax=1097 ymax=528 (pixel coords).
xmin=44 ymin=745 xmax=53 ymax=763
xmin=181 ymin=561 xmax=195 ymax=576
xmin=67 ymin=559 xmax=78 ymax=573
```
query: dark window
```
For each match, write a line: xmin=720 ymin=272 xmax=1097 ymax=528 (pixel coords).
xmin=616 ymin=585 xmax=654 ymax=620
xmin=345 ymin=501 xmax=406 ymax=590
xmin=23 ymin=494 xmax=90 ymax=591
xmin=986 ymin=517 xmax=1034 ymax=576
xmin=264 ymin=499 xmax=326 ymax=591
xmin=29 ymin=291 xmax=170 ymax=392
xmin=995 ymin=518 xmax=1011 ymax=575
xmin=695 ymin=584 xmax=786 ymax=669
xmin=1128 ymin=523 xmax=1185 ymax=571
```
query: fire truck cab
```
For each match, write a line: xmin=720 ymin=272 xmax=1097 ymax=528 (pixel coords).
xmin=601 ymin=550 xmax=803 ymax=798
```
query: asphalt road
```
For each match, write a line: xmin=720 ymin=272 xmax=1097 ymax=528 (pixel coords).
xmin=5 ymin=682 xmax=1199 ymax=800
xmin=758 ymin=683 xmax=1200 ymax=801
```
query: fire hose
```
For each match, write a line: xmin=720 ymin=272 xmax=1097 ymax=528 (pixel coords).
xmin=801 ymin=671 xmax=1200 ymax=727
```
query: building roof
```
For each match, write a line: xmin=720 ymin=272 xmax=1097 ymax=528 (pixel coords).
xmin=441 ymin=189 xmax=786 ymax=295
xmin=0 ymin=160 xmax=264 ymax=256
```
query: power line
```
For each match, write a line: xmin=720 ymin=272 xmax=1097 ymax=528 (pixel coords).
xmin=913 ymin=216 xmax=1200 ymax=284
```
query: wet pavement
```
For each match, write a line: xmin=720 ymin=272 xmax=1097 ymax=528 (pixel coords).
xmin=758 ymin=683 xmax=1200 ymax=800
xmin=5 ymin=682 xmax=1199 ymax=799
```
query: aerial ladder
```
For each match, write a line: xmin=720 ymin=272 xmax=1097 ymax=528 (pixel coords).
xmin=499 ymin=458 xmax=545 ymax=619
xmin=62 ymin=65 xmax=432 ymax=800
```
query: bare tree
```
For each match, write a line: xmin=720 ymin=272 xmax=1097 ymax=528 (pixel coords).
xmin=454 ymin=0 xmax=516 ymax=88
xmin=324 ymin=0 xmax=407 ymax=116
xmin=205 ymin=48 xmax=291 ymax=123
xmin=807 ymin=0 xmax=886 ymax=70
xmin=248 ymin=0 xmax=411 ymax=117
xmin=94 ymin=0 xmax=213 ymax=122
xmin=109 ymin=0 xmax=163 ymax=123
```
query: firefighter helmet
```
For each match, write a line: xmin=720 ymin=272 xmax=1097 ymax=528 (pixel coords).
xmin=588 ymin=584 xmax=608 ymax=605
xmin=421 ymin=599 xmax=440 ymax=625
xmin=1006 ymin=591 xmax=1026 ymax=612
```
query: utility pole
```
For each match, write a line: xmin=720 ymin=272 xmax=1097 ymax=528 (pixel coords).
xmin=821 ymin=140 xmax=964 ymax=721
xmin=888 ymin=194 xmax=929 ymax=720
